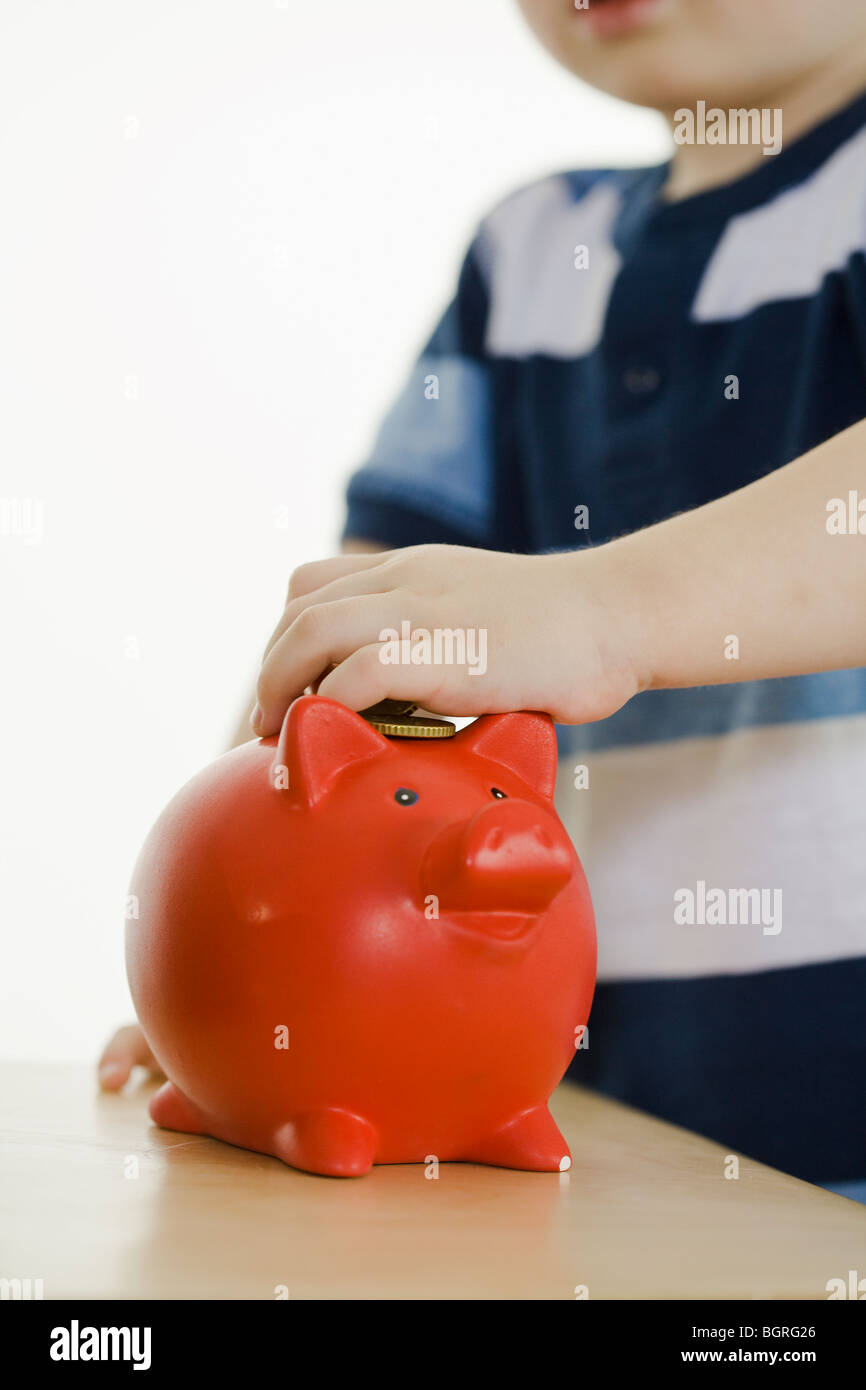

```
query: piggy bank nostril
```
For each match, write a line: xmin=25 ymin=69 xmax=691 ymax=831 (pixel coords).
xmin=486 ymin=827 xmax=504 ymax=852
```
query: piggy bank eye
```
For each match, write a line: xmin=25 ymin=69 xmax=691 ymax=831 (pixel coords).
xmin=394 ymin=787 xmax=419 ymax=806
xmin=491 ymin=787 xmax=507 ymax=799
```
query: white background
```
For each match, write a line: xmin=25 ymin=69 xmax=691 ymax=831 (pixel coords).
xmin=0 ymin=0 xmax=667 ymax=1062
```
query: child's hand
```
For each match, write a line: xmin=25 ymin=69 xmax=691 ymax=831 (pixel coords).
xmin=98 ymin=1024 xmax=164 ymax=1090
xmin=251 ymin=544 xmax=643 ymax=735
xmin=252 ymin=417 xmax=866 ymax=738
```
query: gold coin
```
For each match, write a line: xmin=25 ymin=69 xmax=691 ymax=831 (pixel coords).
xmin=360 ymin=698 xmax=456 ymax=739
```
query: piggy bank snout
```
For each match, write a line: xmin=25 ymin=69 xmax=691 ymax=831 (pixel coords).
xmin=420 ymin=798 xmax=573 ymax=914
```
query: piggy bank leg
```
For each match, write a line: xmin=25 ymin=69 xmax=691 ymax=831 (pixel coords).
xmin=148 ymin=1081 xmax=207 ymax=1136
xmin=465 ymin=1105 xmax=572 ymax=1173
xmin=273 ymin=1109 xmax=377 ymax=1178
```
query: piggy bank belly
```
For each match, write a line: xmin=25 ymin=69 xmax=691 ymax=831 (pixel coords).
xmin=126 ymin=706 xmax=597 ymax=1177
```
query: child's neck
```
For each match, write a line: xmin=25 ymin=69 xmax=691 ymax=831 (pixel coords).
xmin=661 ymin=49 xmax=866 ymax=203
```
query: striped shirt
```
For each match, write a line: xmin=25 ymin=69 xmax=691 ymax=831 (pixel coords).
xmin=342 ymin=93 xmax=866 ymax=1186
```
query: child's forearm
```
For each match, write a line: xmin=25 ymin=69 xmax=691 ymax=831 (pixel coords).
xmin=602 ymin=417 xmax=866 ymax=693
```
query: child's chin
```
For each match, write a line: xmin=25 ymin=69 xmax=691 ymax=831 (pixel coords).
xmin=563 ymin=57 xmax=698 ymax=117
xmin=546 ymin=35 xmax=697 ymax=109
xmin=568 ymin=40 xmax=743 ymax=117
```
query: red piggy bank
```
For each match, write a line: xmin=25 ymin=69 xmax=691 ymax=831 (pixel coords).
xmin=126 ymin=696 xmax=595 ymax=1177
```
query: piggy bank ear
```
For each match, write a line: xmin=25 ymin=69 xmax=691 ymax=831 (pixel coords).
xmin=456 ymin=711 xmax=558 ymax=799
xmin=274 ymin=695 xmax=389 ymax=805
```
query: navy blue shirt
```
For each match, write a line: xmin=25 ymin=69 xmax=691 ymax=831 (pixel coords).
xmin=343 ymin=93 xmax=866 ymax=1184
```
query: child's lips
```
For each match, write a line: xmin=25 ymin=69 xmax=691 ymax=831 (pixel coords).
xmin=576 ymin=0 xmax=672 ymax=41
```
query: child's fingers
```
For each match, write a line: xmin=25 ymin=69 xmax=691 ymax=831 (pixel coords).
xmin=254 ymin=593 xmax=424 ymax=735
xmin=285 ymin=551 xmax=398 ymax=602
xmin=261 ymin=559 xmax=400 ymax=665
xmin=315 ymin=644 xmax=450 ymax=712
xmin=97 ymin=1024 xmax=160 ymax=1091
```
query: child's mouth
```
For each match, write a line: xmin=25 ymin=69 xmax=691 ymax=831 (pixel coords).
xmin=575 ymin=0 xmax=672 ymax=41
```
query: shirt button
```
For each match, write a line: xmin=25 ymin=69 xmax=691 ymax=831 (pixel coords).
xmin=623 ymin=365 xmax=661 ymax=395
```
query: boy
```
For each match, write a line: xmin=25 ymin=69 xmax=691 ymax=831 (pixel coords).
xmin=105 ymin=0 xmax=866 ymax=1195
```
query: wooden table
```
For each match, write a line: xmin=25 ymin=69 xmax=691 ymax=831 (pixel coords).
xmin=2 ymin=1061 xmax=864 ymax=1299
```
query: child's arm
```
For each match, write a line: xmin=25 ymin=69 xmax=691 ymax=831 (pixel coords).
xmin=251 ymin=417 xmax=866 ymax=732
xmin=609 ymin=415 xmax=866 ymax=695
